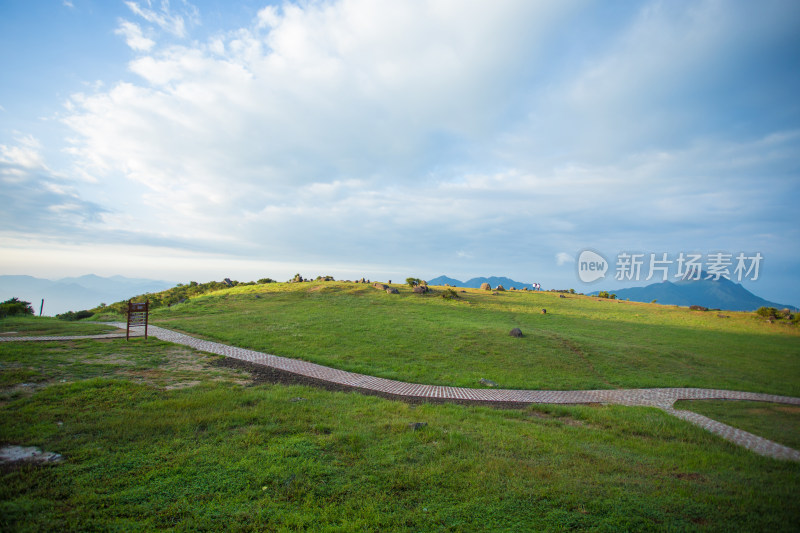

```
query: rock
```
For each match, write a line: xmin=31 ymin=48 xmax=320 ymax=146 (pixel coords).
xmin=223 ymin=278 xmax=233 ymax=287
xmin=559 ymin=294 xmax=565 ymax=298
xmin=409 ymin=422 xmax=428 ymax=431
xmin=689 ymin=305 xmax=708 ymax=311
xmin=289 ymin=397 xmax=307 ymax=402
xmin=479 ymin=378 xmax=498 ymax=387
xmin=492 ymin=291 xmax=499 ymax=295
xmin=541 ymin=308 xmax=547 ymax=314
xmin=386 ymin=288 xmax=399 ymax=294
xmin=388 ymin=280 xmax=391 ymax=284
xmin=509 ymin=328 xmax=523 ymax=337
xmin=373 ymin=282 xmax=388 ymax=290
xmin=413 ymin=285 xmax=428 ymax=294
xmin=717 ymin=313 xmax=729 ymax=318
xmin=480 ymin=282 xmax=491 ymax=290
xmin=495 ymin=285 xmax=505 ymax=291
xmin=0 ymin=446 xmax=62 ymax=465
xmin=509 ymin=287 xmax=516 ymax=291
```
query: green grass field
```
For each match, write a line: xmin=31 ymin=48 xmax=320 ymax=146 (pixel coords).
xmin=144 ymin=282 xmax=800 ymax=396
xmin=673 ymin=400 xmax=800 ymax=451
xmin=1 ymin=336 xmax=799 ymax=531
xmin=2 ymin=284 xmax=799 ymax=531
xmin=0 ymin=316 xmax=118 ymax=336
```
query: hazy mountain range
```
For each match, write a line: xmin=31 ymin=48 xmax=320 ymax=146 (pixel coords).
xmin=427 ymin=276 xmax=534 ymax=290
xmin=428 ymin=274 xmax=795 ymax=312
xmin=0 ymin=275 xmax=174 ymax=316
xmin=589 ymin=276 xmax=796 ymax=312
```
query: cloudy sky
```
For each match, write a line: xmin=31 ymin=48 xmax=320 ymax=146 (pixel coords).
xmin=1 ymin=0 xmax=799 ymax=305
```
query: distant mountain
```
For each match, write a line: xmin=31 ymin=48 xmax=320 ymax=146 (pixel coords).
xmin=427 ymin=275 xmax=465 ymax=287
xmin=590 ymin=276 xmax=796 ymax=312
xmin=0 ymin=274 xmax=174 ymax=316
xmin=427 ymin=275 xmax=533 ymax=290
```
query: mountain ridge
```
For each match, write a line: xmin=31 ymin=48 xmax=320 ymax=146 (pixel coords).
xmin=0 ymin=274 xmax=174 ymax=316
xmin=427 ymin=275 xmax=533 ymax=290
xmin=590 ymin=276 xmax=796 ymax=311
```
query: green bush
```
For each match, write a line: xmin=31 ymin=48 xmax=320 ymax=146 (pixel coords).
xmin=0 ymin=297 xmax=34 ymax=318
xmin=56 ymin=310 xmax=94 ymax=321
xmin=756 ymin=307 xmax=779 ymax=319
xmin=440 ymin=288 xmax=460 ymax=300
xmin=406 ymin=277 xmax=424 ymax=287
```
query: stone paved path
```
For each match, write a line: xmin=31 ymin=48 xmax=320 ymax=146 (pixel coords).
xmin=3 ymin=324 xmax=799 ymax=462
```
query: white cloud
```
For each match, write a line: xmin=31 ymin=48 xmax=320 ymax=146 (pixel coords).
xmin=0 ymin=136 xmax=107 ymax=234
xmin=124 ymin=0 xmax=199 ymax=38
xmin=115 ymin=20 xmax=156 ymax=51
xmin=63 ymin=0 xmax=74 ymax=8
xmin=44 ymin=0 xmax=799 ymax=302
xmin=556 ymin=253 xmax=574 ymax=266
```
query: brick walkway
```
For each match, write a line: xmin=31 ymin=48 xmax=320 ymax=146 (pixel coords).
xmin=3 ymin=325 xmax=799 ymax=461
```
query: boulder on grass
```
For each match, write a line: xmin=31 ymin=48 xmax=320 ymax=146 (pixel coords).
xmin=413 ymin=285 xmax=428 ymax=294
xmin=386 ymin=288 xmax=398 ymax=294
xmin=480 ymin=282 xmax=491 ymax=290
xmin=509 ymin=328 xmax=523 ymax=337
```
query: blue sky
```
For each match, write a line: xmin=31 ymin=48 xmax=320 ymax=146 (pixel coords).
xmin=1 ymin=0 xmax=799 ymax=306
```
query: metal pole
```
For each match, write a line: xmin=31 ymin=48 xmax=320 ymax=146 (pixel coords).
xmin=39 ymin=299 xmax=44 ymax=317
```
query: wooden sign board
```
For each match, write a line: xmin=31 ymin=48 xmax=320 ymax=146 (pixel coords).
xmin=126 ymin=300 xmax=149 ymax=340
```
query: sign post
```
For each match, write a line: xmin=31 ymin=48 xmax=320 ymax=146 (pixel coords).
xmin=126 ymin=300 xmax=149 ymax=340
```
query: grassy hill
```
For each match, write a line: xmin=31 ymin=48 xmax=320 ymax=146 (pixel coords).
xmin=2 ymin=281 xmax=799 ymax=530
xmin=105 ymin=281 xmax=800 ymax=397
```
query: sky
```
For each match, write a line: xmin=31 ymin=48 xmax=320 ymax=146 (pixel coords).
xmin=1 ymin=0 xmax=799 ymax=306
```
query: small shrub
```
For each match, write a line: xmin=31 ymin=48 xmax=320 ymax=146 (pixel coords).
xmin=689 ymin=305 xmax=709 ymax=311
xmin=0 ymin=297 xmax=34 ymax=318
xmin=440 ymin=288 xmax=459 ymax=300
xmin=57 ymin=310 xmax=94 ymax=321
xmin=406 ymin=277 xmax=424 ymax=287
xmin=258 ymin=278 xmax=276 ymax=284
xmin=651 ymin=299 xmax=657 ymax=304
xmin=755 ymin=307 xmax=778 ymax=318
